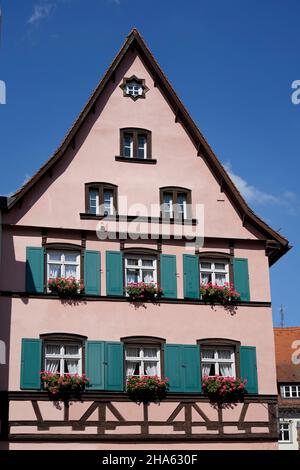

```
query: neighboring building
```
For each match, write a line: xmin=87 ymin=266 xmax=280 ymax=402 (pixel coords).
xmin=274 ymin=327 xmax=300 ymax=450
xmin=0 ymin=29 xmax=290 ymax=450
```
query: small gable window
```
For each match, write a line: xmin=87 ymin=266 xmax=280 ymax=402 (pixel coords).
xmin=85 ymin=183 xmax=118 ymax=216
xmin=126 ymin=81 xmax=143 ymax=97
xmin=120 ymin=75 xmax=149 ymax=101
xmin=160 ymin=187 xmax=191 ymax=219
xmin=120 ymin=128 xmax=152 ymax=160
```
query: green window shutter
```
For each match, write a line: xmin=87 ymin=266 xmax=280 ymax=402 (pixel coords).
xmin=160 ymin=254 xmax=177 ymax=299
xmin=164 ymin=344 xmax=184 ymax=392
xmin=20 ymin=339 xmax=42 ymax=390
xmin=233 ymin=258 xmax=250 ymax=301
xmin=105 ymin=342 xmax=124 ymax=391
xmin=183 ymin=254 xmax=200 ymax=299
xmin=182 ymin=344 xmax=201 ymax=393
xmin=240 ymin=346 xmax=258 ymax=394
xmin=85 ymin=341 xmax=105 ymax=390
xmin=26 ymin=247 xmax=44 ymax=293
xmin=106 ymin=251 xmax=124 ymax=297
xmin=84 ymin=250 xmax=100 ymax=296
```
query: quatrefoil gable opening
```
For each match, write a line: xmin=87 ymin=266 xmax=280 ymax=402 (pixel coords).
xmin=120 ymin=75 xmax=149 ymax=101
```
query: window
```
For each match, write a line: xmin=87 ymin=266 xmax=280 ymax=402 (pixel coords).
xmin=125 ymin=255 xmax=157 ymax=285
xmin=281 ymin=384 xmax=300 ymax=398
xmin=120 ymin=128 xmax=152 ymax=160
xmin=160 ymin=187 xmax=191 ymax=219
xmin=201 ymin=347 xmax=236 ymax=377
xmin=125 ymin=345 xmax=161 ymax=377
xmin=47 ymin=250 xmax=80 ymax=280
xmin=44 ymin=342 xmax=82 ymax=375
xmin=126 ymin=81 xmax=143 ymax=97
xmin=279 ymin=422 xmax=291 ymax=442
xmin=200 ymin=259 xmax=229 ymax=286
xmin=85 ymin=183 xmax=117 ymax=216
xmin=120 ymin=76 xmax=149 ymax=101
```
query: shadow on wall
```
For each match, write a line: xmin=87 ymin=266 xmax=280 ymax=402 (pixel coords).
xmin=0 ymin=231 xmax=26 ymax=448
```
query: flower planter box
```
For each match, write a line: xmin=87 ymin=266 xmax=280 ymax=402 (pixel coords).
xmin=40 ymin=372 xmax=90 ymax=398
xmin=47 ymin=277 xmax=84 ymax=298
xmin=202 ymin=375 xmax=247 ymax=402
xmin=127 ymin=376 xmax=169 ymax=404
xmin=126 ymin=282 xmax=163 ymax=302
xmin=200 ymin=283 xmax=240 ymax=305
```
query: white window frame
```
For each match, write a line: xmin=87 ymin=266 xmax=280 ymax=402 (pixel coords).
xmin=123 ymin=134 xmax=133 ymax=158
xmin=279 ymin=421 xmax=292 ymax=442
xmin=125 ymin=255 xmax=157 ymax=286
xmin=281 ymin=384 xmax=300 ymax=398
xmin=44 ymin=342 xmax=82 ymax=376
xmin=125 ymin=344 xmax=161 ymax=378
xmin=47 ymin=250 xmax=81 ymax=281
xmin=201 ymin=346 xmax=236 ymax=377
xmin=126 ymin=81 xmax=143 ymax=97
xmin=176 ymin=193 xmax=187 ymax=219
xmin=103 ymin=189 xmax=114 ymax=215
xmin=89 ymin=188 xmax=100 ymax=215
xmin=200 ymin=259 xmax=229 ymax=286
xmin=163 ymin=193 xmax=174 ymax=218
xmin=137 ymin=135 xmax=147 ymax=159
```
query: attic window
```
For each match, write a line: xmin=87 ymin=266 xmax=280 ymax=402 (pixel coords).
xmin=126 ymin=81 xmax=143 ymax=97
xmin=120 ymin=76 xmax=149 ymax=101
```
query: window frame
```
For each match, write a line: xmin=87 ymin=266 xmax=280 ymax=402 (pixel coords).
xmin=197 ymin=338 xmax=241 ymax=378
xmin=281 ymin=384 xmax=300 ymax=399
xmin=85 ymin=182 xmax=118 ymax=216
xmin=160 ymin=187 xmax=192 ymax=220
xmin=40 ymin=333 xmax=87 ymax=377
xmin=125 ymin=254 xmax=158 ymax=287
xmin=120 ymin=128 xmax=152 ymax=160
xmin=279 ymin=421 xmax=292 ymax=443
xmin=121 ymin=336 xmax=166 ymax=381
xmin=199 ymin=258 xmax=230 ymax=286
xmin=199 ymin=252 xmax=234 ymax=287
xmin=44 ymin=243 xmax=84 ymax=292
xmin=120 ymin=75 xmax=149 ymax=101
xmin=121 ymin=248 xmax=160 ymax=291
xmin=47 ymin=250 xmax=81 ymax=282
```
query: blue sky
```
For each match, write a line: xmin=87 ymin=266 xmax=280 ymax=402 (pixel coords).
xmin=0 ymin=0 xmax=299 ymax=325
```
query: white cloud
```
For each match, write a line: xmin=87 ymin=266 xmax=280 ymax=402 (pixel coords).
xmin=28 ymin=2 xmax=55 ymax=25
xmin=224 ymin=161 xmax=298 ymax=215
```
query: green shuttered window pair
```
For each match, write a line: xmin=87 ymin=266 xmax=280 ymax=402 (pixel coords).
xmin=26 ymin=247 xmax=101 ymax=296
xmin=106 ymin=251 xmax=178 ymax=299
xmin=20 ymin=338 xmax=124 ymax=391
xmin=183 ymin=254 xmax=250 ymax=301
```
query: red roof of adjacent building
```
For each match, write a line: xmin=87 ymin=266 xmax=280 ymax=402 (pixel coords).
xmin=274 ymin=327 xmax=300 ymax=382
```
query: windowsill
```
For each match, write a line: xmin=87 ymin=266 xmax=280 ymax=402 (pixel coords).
xmin=79 ymin=213 xmax=197 ymax=226
xmin=115 ymin=156 xmax=157 ymax=164
xmin=0 ymin=291 xmax=272 ymax=307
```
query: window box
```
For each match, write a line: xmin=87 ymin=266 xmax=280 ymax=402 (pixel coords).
xmin=126 ymin=282 xmax=163 ymax=302
xmin=47 ymin=277 xmax=84 ymax=298
xmin=200 ymin=282 xmax=240 ymax=304
xmin=40 ymin=371 xmax=90 ymax=397
xmin=202 ymin=375 xmax=247 ymax=402
xmin=127 ymin=375 xmax=169 ymax=404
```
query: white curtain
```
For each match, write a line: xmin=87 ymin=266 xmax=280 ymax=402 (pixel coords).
xmin=143 ymin=348 xmax=157 ymax=358
xmin=45 ymin=359 xmax=60 ymax=374
xmin=144 ymin=362 xmax=157 ymax=376
xmin=127 ymin=269 xmax=138 ymax=283
xmin=65 ymin=359 xmax=79 ymax=375
xmin=65 ymin=345 xmax=79 ymax=356
xmin=219 ymin=363 xmax=233 ymax=376
xmin=65 ymin=265 xmax=77 ymax=278
xmin=45 ymin=344 xmax=61 ymax=355
xmin=201 ymin=273 xmax=211 ymax=284
xmin=202 ymin=364 xmax=212 ymax=376
xmin=202 ymin=349 xmax=214 ymax=360
xmin=215 ymin=274 xmax=226 ymax=286
xmin=126 ymin=361 xmax=139 ymax=377
xmin=218 ymin=349 xmax=231 ymax=360
xmin=143 ymin=271 xmax=154 ymax=283
xmin=49 ymin=264 xmax=61 ymax=278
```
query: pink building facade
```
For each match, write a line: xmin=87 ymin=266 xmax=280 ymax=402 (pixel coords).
xmin=0 ymin=30 xmax=290 ymax=450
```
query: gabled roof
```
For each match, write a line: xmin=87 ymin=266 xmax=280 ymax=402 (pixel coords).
xmin=274 ymin=327 xmax=300 ymax=383
xmin=5 ymin=29 xmax=290 ymax=265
